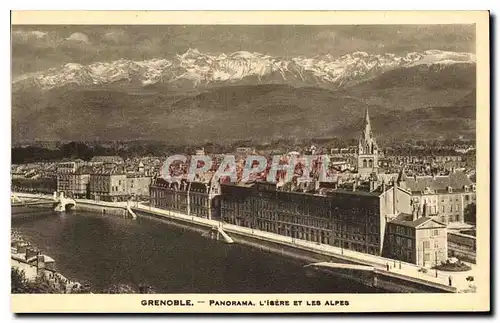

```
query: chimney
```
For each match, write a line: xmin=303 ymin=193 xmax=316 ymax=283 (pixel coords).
xmin=369 ymin=180 xmax=376 ymax=192
xmin=353 ymin=181 xmax=357 ymax=192
xmin=412 ymin=206 xmax=417 ymax=221
xmin=37 ymin=255 xmax=46 ymax=269
xmin=25 ymin=247 xmax=38 ymax=261
xmin=314 ymin=180 xmax=320 ymax=192
xmin=16 ymin=242 xmax=28 ymax=254
xmin=392 ymin=183 xmax=397 ymax=216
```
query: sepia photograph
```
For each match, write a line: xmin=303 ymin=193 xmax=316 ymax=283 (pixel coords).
xmin=9 ymin=11 xmax=490 ymax=313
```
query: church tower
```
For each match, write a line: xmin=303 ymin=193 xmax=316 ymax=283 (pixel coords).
xmin=357 ymin=107 xmax=379 ymax=177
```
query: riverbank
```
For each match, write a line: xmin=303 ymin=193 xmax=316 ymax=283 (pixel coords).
xmin=11 ymin=229 xmax=88 ymax=294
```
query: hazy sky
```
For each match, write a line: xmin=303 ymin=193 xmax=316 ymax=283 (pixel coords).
xmin=12 ymin=25 xmax=475 ymax=77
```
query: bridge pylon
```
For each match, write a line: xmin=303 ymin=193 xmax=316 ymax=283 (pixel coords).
xmin=53 ymin=191 xmax=76 ymax=212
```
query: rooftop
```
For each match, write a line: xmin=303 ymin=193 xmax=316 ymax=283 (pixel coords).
xmin=389 ymin=213 xmax=446 ymax=229
xmin=399 ymin=170 xmax=473 ymax=193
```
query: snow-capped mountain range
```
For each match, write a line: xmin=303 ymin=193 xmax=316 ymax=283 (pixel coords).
xmin=13 ymin=48 xmax=476 ymax=92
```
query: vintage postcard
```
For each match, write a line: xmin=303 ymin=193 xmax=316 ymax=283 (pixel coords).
xmin=10 ymin=11 xmax=490 ymax=313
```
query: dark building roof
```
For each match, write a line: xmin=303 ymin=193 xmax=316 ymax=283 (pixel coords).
xmin=90 ymin=156 xmax=124 ymax=163
xmin=389 ymin=213 xmax=445 ymax=229
xmin=221 ymin=180 xmax=389 ymax=199
xmin=92 ymin=164 xmax=126 ymax=175
xmin=152 ymin=178 xmax=210 ymax=191
xmin=75 ymin=165 xmax=94 ymax=175
xmin=400 ymin=170 xmax=473 ymax=193
xmin=325 ymin=188 xmax=386 ymax=197
xmin=153 ymin=177 xmax=182 ymax=187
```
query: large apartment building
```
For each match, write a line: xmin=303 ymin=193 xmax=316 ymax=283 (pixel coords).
xmin=396 ymin=169 xmax=476 ymax=225
xmin=149 ymin=176 xmax=221 ymax=219
xmin=56 ymin=165 xmax=92 ymax=198
xmin=89 ymin=165 xmax=128 ymax=202
xmin=220 ymin=180 xmax=410 ymax=256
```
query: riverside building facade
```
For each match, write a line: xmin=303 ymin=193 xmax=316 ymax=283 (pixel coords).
xmin=220 ymin=180 xmax=410 ymax=256
xmin=385 ymin=212 xmax=448 ymax=267
xmin=219 ymin=179 xmax=448 ymax=266
xmin=89 ymin=165 xmax=128 ymax=202
xmin=56 ymin=165 xmax=92 ymax=198
xmin=149 ymin=176 xmax=221 ymax=219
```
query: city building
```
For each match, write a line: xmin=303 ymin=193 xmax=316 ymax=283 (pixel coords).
xmin=56 ymin=161 xmax=80 ymax=174
xmin=396 ymin=169 xmax=476 ymax=225
xmin=149 ymin=176 xmax=221 ymax=219
xmin=89 ymin=165 xmax=127 ymax=202
xmin=385 ymin=211 xmax=448 ymax=267
xmin=220 ymin=179 xmax=411 ymax=256
xmin=126 ymin=174 xmax=152 ymax=199
xmin=195 ymin=148 xmax=206 ymax=156
xmin=90 ymin=155 xmax=124 ymax=165
xmin=357 ymin=108 xmax=380 ymax=177
xmin=57 ymin=165 xmax=93 ymax=198
xmin=235 ymin=147 xmax=255 ymax=155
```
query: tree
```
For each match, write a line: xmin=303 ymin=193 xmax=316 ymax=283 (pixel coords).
xmin=104 ymin=283 xmax=138 ymax=294
xmin=103 ymin=283 xmax=156 ymax=294
xmin=11 ymin=267 xmax=30 ymax=293
xmin=11 ymin=267 xmax=67 ymax=294
xmin=60 ymin=142 xmax=93 ymax=160
xmin=464 ymin=202 xmax=476 ymax=224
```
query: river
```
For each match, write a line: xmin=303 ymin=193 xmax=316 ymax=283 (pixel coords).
xmin=12 ymin=207 xmax=382 ymax=293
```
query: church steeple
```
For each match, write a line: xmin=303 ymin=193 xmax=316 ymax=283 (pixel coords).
xmin=362 ymin=107 xmax=374 ymax=142
xmin=357 ymin=107 xmax=380 ymax=177
xmin=359 ymin=107 xmax=377 ymax=154
xmin=364 ymin=107 xmax=371 ymax=133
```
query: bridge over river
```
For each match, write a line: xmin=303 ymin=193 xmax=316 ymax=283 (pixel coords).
xmin=11 ymin=192 xmax=76 ymax=212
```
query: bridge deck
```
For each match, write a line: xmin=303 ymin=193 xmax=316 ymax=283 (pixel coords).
xmin=12 ymin=201 xmax=55 ymax=207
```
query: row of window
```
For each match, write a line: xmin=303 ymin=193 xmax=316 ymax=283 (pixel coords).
xmin=391 ymin=235 xmax=413 ymax=249
xmin=390 ymin=225 xmax=415 ymax=237
xmin=442 ymin=214 xmax=461 ymax=223
xmin=220 ymin=206 xmax=379 ymax=234
xmin=422 ymin=251 xmax=444 ymax=262
xmin=223 ymin=214 xmax=380 ymax=244
xmin=422 ymin=239 xmax=440 ymax=249
xmin=225 ymin=216 xmax=380 ymax=254
xmin=222 ymin=201 xmax=375 ymax=224
xmin=390 ymin=248 xmax=413 ymax=262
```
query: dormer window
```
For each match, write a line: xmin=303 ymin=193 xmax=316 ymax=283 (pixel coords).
xmin=464 ymin=185 xmax=469 ymax=192
xmin=424 ymin=186 xmax=434 ymax=194
xmin=447 ymin=186 xmax=453 ymax=193
xmin=472 ymin=184 xmax=476 ymax=192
